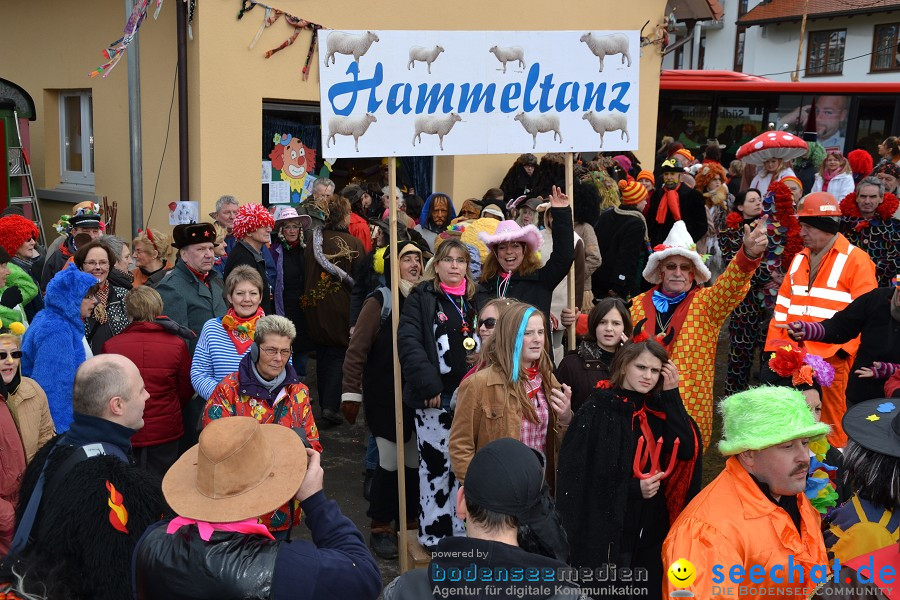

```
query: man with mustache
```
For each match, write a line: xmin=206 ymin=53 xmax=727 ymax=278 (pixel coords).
xmin=663 ymin=387 xmax=831 ymax=600
xmin=646 ymin=158 xmax=707 ymax=246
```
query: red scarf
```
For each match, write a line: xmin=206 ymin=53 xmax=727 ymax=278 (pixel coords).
xmin=186 ymin=263 xmax=210 ymax=286
xmin=655 ymin=186 xmax=683 ymax=224
xmin=221 ymin=307 xmax=264 ymax=355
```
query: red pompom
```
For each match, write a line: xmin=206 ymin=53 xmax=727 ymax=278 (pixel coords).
xmin=848 ymin=149 xmax=873 ymax=176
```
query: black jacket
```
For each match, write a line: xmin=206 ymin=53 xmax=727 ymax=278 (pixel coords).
xmin=476 ymin=206 xmax=574 ymax=320
xmin=646 ymin=184 xmax=706 ymax=246
xmin=592 ymin=206 xmax=649 ymax=300
xmin=12 ymin=413 xmax=164 ymax=600
xmin=134 ymin=491 xmax=382 ymax=600
xmin=383 ymin=537 xmax=581 ymax=600
xmin=398 ymin=281 xmax=477 ymax=408
xmin=819 ymin=286 xmax=900 ymax=405
xmin=224 ymin=240 xmax=274 ymax=315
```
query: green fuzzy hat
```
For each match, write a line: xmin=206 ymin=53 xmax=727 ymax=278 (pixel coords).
xmin=718 ymin=386 xmax=830 ymax=455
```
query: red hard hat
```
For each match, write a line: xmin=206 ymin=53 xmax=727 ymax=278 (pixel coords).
xmin=796 ymin=192 xmax=841 ymax=217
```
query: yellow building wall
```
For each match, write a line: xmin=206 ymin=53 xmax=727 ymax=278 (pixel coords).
xmin=2 ymin=0 xmax=667 ymax=236
xmin=1 ymin=0 xmax=181 ymax=239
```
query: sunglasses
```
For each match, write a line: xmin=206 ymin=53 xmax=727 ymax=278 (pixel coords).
xmin=664 ymin=263 xmax=694 ymax=272
xmin=0 ymin=351 xmax=22 ymax=360
xmin=481 ymin=318 xmax=497 ymax=329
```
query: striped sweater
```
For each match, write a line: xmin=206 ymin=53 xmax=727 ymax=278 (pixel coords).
xmin=190 ymin=318 xmax=249 ymax=400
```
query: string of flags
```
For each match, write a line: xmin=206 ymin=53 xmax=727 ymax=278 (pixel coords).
xmin=89 ymin=0 xmax=197 ymax=79
xmin=237 ymin=0 xmax=325 ymax=81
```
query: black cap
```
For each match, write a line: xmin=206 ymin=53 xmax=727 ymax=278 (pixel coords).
xmin=465 ymin=438 xmax=545 ymax=517
xmin=464 ymin=438 xmax=570 ymax=561
xmin=171 ymin=223 xmax=217 ymax=249
xmin=843 ymin=399 xmax=900 ymax=458
xmin=798 ymin=216 xmax=840 ymax=234
xmin=69 ymin=212 xmax=102 ymax=229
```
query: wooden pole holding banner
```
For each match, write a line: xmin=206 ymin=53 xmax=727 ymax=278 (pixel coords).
xmin=565 ymin=153 xmax=576 ymax=351
xmin=388 ymin=159 xmax=410 ymax=573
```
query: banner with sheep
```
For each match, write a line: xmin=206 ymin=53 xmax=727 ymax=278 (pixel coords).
xmin=317 ymin=30 xmax=639 ymax=158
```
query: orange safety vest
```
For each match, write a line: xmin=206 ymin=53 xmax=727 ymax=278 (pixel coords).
xmin=765 ymin=234 xmax=877 ymax=358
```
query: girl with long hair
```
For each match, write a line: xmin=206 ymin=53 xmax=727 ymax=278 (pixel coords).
xmin=812 ymin=150 xmax=855 ymax=202
xmin=556 ymin=297 xmax=633 ymax=413
xmin=556 ymin=340 xmax=701 ymax=598
xmin=450 ymin=302 xmax=573 ymax=489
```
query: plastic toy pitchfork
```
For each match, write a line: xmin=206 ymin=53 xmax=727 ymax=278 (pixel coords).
xmin=633 ymin=435 xmax=680 ymax=480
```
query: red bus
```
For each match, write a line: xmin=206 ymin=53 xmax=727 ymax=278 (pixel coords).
xmin=657 ymin=70 xmax=900 ymax=162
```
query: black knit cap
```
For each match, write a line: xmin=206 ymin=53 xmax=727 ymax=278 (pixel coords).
xmin=798 ymin=216 xmax=840 ymax=234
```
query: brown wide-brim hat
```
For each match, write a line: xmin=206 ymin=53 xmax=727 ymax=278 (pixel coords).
xmin=162 ymin=417 xmax=308 ymax=522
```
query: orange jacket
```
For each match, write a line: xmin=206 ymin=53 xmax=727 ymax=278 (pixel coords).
xmin=662 ymin=457 xmax=828 ymax=599
xmin=766 ymin=234 xmax=876 ymax=357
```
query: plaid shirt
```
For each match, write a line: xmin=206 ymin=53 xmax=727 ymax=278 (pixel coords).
xmin=520 ymin=372 xmax=549 ymax=453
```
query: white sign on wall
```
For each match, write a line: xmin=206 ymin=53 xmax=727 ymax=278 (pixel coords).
xmin=317 ymin=30 xmax=639 ymax=158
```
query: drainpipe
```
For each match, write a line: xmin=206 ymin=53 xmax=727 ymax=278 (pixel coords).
xmin=691 ymin=21 xmax=702 ymax=69
xmin=126 ymin=0 xmax=143 ymax=236
xmin=176 ymin=0 xmax=189 ymax=201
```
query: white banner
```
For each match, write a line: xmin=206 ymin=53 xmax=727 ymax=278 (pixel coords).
xmin=318 ymin=30 xmax=639 ymax=158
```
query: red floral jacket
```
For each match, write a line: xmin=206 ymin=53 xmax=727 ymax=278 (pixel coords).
xmin=202 ymin=354 xmax=322 ymax=532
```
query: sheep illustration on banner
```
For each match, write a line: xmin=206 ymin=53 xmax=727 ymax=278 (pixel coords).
xmin=317 ymin=30 xmax=640 ymax=157
xmin=514 ymin=112 xmax=562 ymax=149
xmin=268 ymin=133 xmax=317 ymax=202
xmin=325 ymin=31 xmax=380 ymax=67
xmin=580 ymin=32 xmax=631 ymax=72
xmin=583 ymin=110 xmax=629 ymax=147
xmin=408 ymin=45 xmax=444 ymax=74
xmin=489 ymin=45 xmax=525 ymax=74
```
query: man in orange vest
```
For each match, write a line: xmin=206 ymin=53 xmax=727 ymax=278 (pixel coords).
xmin=662 ymin=387 xmax=832 ymax=600
xmin=764 ymin=192 xmax=877 ymax=447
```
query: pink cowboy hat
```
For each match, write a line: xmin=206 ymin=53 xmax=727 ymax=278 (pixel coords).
xmin=477 ymin=220 xmax=542 ymax=253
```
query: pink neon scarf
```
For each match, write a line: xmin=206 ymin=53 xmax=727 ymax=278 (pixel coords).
xmin=166 ymin=517 xmax=276 ymax=541
xmin=440 ymin=280 xmax=467 ymax=296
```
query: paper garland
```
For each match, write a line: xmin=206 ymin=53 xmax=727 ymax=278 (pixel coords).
xmin=237 ymin=0 xmax=324 ymax=81
xmin=90 ymin=0 xmax=197 ymax=78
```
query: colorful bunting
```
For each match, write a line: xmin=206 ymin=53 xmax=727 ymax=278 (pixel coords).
xmin=237 ymin=0 xmax=325 ymax=80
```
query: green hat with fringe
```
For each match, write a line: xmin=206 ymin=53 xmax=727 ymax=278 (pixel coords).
xmin=718 ymin=386 xmax=830 ymax=455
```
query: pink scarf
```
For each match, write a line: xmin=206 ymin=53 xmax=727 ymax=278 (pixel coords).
xmin=440 ymin=280 xmax=467 ymax=296
xmin=166 ymin=517 xmax=276 ymax=541
xmin=821 ymin=168 xmax=838 ymax=192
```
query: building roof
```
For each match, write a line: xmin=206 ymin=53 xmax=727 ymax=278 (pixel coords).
xmin=738 ymin=0 xmax=900 ymax=26
xmin=667 ymin=0 xmax=725 ymax=22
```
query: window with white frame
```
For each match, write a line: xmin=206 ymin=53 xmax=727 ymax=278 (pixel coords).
xmin=59 ymin=91 xmax=94 ymax=187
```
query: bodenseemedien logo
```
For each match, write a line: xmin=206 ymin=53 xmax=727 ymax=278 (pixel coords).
xmin=667 ymin=558 xmax=696 ymax=597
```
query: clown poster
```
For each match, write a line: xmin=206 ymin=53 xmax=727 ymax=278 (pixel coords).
xmin=267 ymin=133 xmax=317 ymax=203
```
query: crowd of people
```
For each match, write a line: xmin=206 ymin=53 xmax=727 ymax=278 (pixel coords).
xmin=0 ymin=133 xmax=895 ymax=599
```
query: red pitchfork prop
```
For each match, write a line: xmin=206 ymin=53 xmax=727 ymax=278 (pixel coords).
xmin=633 ymin=436 xmax=680 ymax=480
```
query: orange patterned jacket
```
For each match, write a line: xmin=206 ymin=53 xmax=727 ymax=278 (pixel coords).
xmin=632 ymin=247 xmax=760 ymax=447
xmin=203 ymin=358 xmax=321 ymax=532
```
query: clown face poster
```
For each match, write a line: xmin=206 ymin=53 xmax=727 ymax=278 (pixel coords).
xmin=267 ymin=133 xmax=317 ymax=203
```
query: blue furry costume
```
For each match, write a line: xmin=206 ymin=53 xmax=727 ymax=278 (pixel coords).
xmin=21 ymin=267 xmax=98 ymax=432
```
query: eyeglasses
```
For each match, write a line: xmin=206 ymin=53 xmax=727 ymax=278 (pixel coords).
xmin=664 ymin=263 xmax=693 ymax=273
xmin=260 ymin=346 xmax=291 ymax=358
xmin=0 ymin=351 xmax=22 ymax=361
xmin=440 ymin=257 xmax=468 ymax=265
xmin=481 ymin=318 xmax=497 ymax=329
xmin=84 ymin=260 xmax=109 ymax=268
